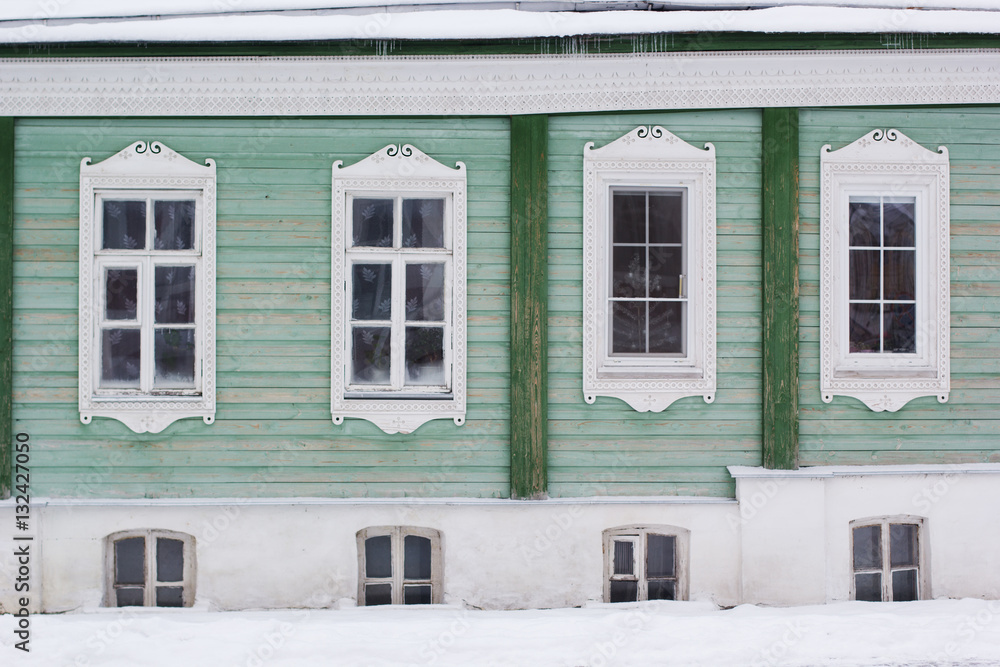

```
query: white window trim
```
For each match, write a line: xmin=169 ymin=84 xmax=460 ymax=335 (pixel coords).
xmin=332 ymin=144 xmax=467 ymax=434
xmin=820 ymin=129 xmax=950 ymax=412
xmin=849 ymin=515 xmax=929 ymax=602
xmin=356 ymin=525 xmax=443 ymax=606
xmin=602 ymin=524 xmax=690 ymax=603
xmin=103 ymin=528 xmax=197 ymax=608
xmin=583 ymin=126 xmax=716 ymax=412
xmin=79 ymin=141 xmax=217 ymax=434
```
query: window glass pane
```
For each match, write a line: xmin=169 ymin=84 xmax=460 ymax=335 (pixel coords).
xmin=116 ymin=587 xmax=145 ymax=607
xmin=609 ymin=580 xmax=638 ymax=603
xmin=884 ymin=250 xmax=915 ymax=301
xmin=365 ymin=535 xmax=392 ymax=578
xmin=612 ymin=193 xmax=646 ymax=244
xmin=889 ymin=524 xmax=918 ymax=568
xmin=352 ymin=198 xmax=394 ymax=247
xmin=352 ymin=327 xmax=391 ymax=385
xmin=154 ymin=329 xmax=196 ymax=388
xmin=105 ymin=268 xmax=138 ymax=320
xmin=153 ymin=200 xmax=195 ymax=250
xmin=884 ymin=304 xmax=916 ymax=354
xmin=404 ymin=535 xmax=433 ymax=580
xmin=612 ymin=247 xmax=646 ymax=298
xmin=613 ymin=540 xmax=634 ymax=576
xmin=892 ymin=569 xmax=918 ymax=602
xmin=849 ymin=304 xmax=880 ymax=353
xmin=405 ymin=327 xmax=445 ymax=387
xmin=849 ymin=250 xmax=880 ymax=301
xmin=352 ymin=264 xmax=392 ymax=321
xmin=611 ymin=302 xmax=645 ymax=354
xmin=155 ymin=586 xmax=184 ymax=607
xmin=883 ymin=198 xmax=915 ymax=248
xmin=648 ymin=302 xmax=684 ymax=355
xmin=103 ymin=200 xmax=146 ymax=250
xmin=849 ymin=199 xmax=880 ymax=247
xmin=853 ymin=525 xmax=882 ymax=570
xmin=102 ymin=329 xmax=141 ymax=387
xmin=646 ymin=534 xmax=675 ymax=578
xmin=405 ymin=263 xmax=445 ymax=321
xmin=156 ymin=538 xmax=185 ymax=582
xmin=403 ymin=584 xmax=432 ymax=605
xmin=364 ymin=583 xmax=392 ymax=606
xmin=648 ymin=247 xmax=682 ymax=299
xmin=855 ymin=572 xmax=882 ymax=602
xmin=648 ymin=580 xmax=676 ymax=601
xmin=648 ymin=193 xmax=683 ymax=245
xmin=402 ymin=199 xmax=445 ymax=248
xmin=115 ymin=537 xmax=146 ymax=586
xmin=155 ymin=266 xmax=195 ymax=324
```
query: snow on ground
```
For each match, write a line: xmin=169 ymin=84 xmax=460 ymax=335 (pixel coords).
xmin=3 ymin=598 xmax=1000 ymax=666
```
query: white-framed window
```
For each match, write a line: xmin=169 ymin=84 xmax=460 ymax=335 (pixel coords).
xmin=820 ymin=129 xmax=950 ymax=412
xmin=583 ymin=126 xmax=716 ymax=412
xmin=104 ymin=529 xmax=196 ymax=608
xmin=603 ymin=525 xmax=689 ymax=602
xmin=850 ymin=516 xmax=927 ymax=602
xmin=332 ymin=144 xmax=467 ymax=434
xmin=79 ymin=141 xmax=216 ymax=433
xmin=356 ymin=526 xmax=443 ymax=606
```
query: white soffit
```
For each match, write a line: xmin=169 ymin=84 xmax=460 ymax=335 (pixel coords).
xmin=1 ymin=49 xmax=999 ymax=116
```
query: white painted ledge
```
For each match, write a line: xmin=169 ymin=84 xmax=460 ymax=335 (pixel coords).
xmin=728 ymin=463 xmax=1000 ymax=478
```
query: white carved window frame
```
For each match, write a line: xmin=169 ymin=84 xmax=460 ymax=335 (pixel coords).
xmin=583 ymin=126 xmax=716 ymax=412
xmin=820 ymin=129 xmax=950 ymax=412
xmin=332 ymin=144 xmax=467 ymax=434
xmin=79 ymin=141 xmax=217 ymax=434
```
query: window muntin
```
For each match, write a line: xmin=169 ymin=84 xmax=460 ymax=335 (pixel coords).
xmin=95 ymin=192 xmax=202 ymax=396
xmin=105 ymin=529 xmax=195 ymax=608
xmin=357 ymin=526 xmax=442 ymax=606
xmin=346 ymin=195 xmax=452 ymax=395
xmin=608 ymin=188 xmax=687 ymax=358
xmin=851 ymin=517 xmax=925 ymax=602
xmin=603 ymin=525 xmax=688 ymax=603
xmin=847 ymin=196 xmax=916 ymax=355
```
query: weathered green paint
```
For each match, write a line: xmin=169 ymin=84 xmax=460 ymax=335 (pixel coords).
xmin=761 ymin=108 xmax=800 ymax=470
xmin=12 ymin=117 xmax=510 ymax=498
xmin=509 ymin=115 xmax=549 ymax=500
xmin=1 ymin=33 xmax=996 ymax=59
xmin=547 ymin=111 xmax=763 ymax=497
xmin=0 ymin=117 xmax=12 ymax=499
xmin=798 ymin=107 xmax=1000 ymax=465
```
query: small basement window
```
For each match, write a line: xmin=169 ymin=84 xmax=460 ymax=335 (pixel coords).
xmin=357 ymin=526 xmax=442 ymax=605
xmin=603 ymin=525 xmax=689 ymax=602
xmin=105 ymin=529 xmax=195 ymax=607
xmin=851 ymin=516 xmax=927 ymax=602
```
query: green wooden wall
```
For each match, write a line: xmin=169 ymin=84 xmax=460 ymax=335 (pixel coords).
xmin=12 ymin=117 xmax=511 ymax=498
xmin=546 ymin=111 xmax=764 ymax=497
xmin=798 ymin=108 xmax=1000 ymax=465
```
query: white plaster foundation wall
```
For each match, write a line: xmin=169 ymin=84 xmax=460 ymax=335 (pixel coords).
xmin=731 ymin=464 xmax=1000 ymax=606
xmin=0 ymin=498 xmax=741 ymax=613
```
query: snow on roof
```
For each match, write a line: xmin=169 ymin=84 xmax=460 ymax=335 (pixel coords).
xmin=2 ymin=1 xmax=1000 ymax=43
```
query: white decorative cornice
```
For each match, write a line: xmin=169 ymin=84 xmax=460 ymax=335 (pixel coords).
xmin=1 ymin=49 xmax=999 ymax=117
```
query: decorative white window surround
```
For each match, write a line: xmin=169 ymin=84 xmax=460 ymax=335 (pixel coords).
xmin=332 ymin=144 xmax=467 ymax=434
xmin=79 ymin=141 xmax=217 ymax=434
xmin=820 ymin=129 xmax=949 ymax=412
xmin=583 ymin=126 xmax=716 ymax=412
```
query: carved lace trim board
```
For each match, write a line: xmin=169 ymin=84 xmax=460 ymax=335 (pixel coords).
xmin=2 ymin=50 xmax=999 ymax=117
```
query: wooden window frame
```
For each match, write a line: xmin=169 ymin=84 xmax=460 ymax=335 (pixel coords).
xmin=103 ymin=529 xmax=196 ymax=608
xmin=356 ymin=526 xmax=443 ymax=606
xmin=849 ymin=515 xmax=929 ymax=602
xmin=602 ymin=525 xmax=689 ymax=603
xmin=79 ymin=140 xmax=217 ymax=433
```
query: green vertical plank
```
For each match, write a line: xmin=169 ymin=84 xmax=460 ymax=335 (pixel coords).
xmin=761 ymin=108 xmax=800 ymax=470
xmin=0 ymin=117 xmax=12 ymax=498
xmin=510 ymin=115 xmax=549 ymax=499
